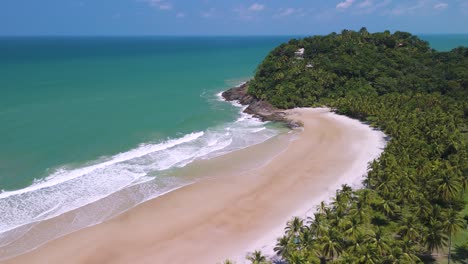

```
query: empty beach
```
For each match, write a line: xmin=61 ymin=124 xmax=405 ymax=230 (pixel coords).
xmin=2 ymin=108 xmax=386 ymax=264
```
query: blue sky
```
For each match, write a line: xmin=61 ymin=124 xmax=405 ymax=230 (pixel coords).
xmin=1 ymin=0 xmax=467 ymax=35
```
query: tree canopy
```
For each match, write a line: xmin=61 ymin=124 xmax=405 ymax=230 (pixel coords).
xmin=245 ymin=29 xmax=468 ymax=263
xmin=249 ymin=28 xmax=468 ymax=109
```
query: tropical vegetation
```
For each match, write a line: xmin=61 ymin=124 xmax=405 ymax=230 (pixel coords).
xmin=243 ymin=29 xmax=468 ymax=263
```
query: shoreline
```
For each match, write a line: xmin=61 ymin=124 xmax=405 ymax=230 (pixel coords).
xmin=0 ymin=87 xmax=285 ymax=261
xmin=221 ymin=82 xmax=299 ymax=127
xmin=0 ymin=81 xmax=277 ymax=258
xmin=244 ymin=109 xmax=386 ymax=260
xmin=1 ymin=105 xmax=386 ymax=264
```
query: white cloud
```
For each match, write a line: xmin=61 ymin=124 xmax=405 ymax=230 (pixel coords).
xmin=234 ymin=4 xmax=265 ymax=20
xmin=336 ymin=0 xmax=355 ymax=9
xmin=158 ymin=3 xmax=172 ymax=10
xmin=274 ymin=7 xmax=307 ymax=18
xmin=433 ymin=2 xmax=448 ymax=9
xmin=176 ymin=12 xmax=185 ymax=18
xmin=461 ymin=0 xmax=468 ymax=14
xmin=387 ymin=0 xmax=451 ymax=15
xmin=142 ymin=0 xmax=160 ymax=6
xmin=314 ymin=9 xmax=336 ymax=20
xmin=248 ymin=3 xmax=265 ymax=12
xmin=141 ymin=0 xmax=172 ymax=11
xmin=354 ymin=0 xmax=391 ymax=14
xmin=278 ymin=7 xmax=296 ymax=16
xmin=358 ymin=0 xmax=373 ymax=8
xmin=201 ymin=8 xmax=216 ymax=18
xmin=388 ymin=0 xmax=427 ymax=15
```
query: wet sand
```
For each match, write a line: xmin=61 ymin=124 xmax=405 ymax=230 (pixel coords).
xmin=2 ymin=108 xmax=386 ymax=264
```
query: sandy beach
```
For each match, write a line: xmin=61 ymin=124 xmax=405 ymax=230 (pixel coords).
xmin=2 ymin=108 xmax=386 ymax=264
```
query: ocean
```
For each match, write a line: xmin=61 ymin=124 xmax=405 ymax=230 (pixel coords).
xmin=0 ymin=34 xmax=467 ymax=258
xmin=419 ymin=34 xmax=468 ymax=51
xmin=0 ymin=36 xmax=295 ymax=257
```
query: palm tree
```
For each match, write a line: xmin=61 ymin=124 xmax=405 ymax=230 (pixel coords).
xmin=246 ymin=250 xmax=268 ymax=264
xmin=285 ymin=217 xmax=305 ymax=242
xmin=379 ymin=198 xmax=400 ymax=217
xmin=444 ymin=209 xmax=466 ymax=263
xmin=334 ymin=253 xmax=357 ymax=263
xmin=320 ymin=230 xmax=343 ymax=261
xmin=436 ymin=173 xmax=461 ymax=202
xmin=398 ymin=215 xmax=421 ymax=241
xmin=300 ymin=228 xmax=316 ymax=250
xmin=375 ymin=175 xmax=398 ymax=199
xmin=385 ymin=245 xmax=421 ymax=264
xmin=428 ymin=204 xmax=445 ymax=223
xmin=356 ymin=243 xmax=379 ymax=264
xmin=335 ymin=184 xmax=353 ymax=208
xmin=460 ymin=167 xmax=468 ymax=192
xmin=340 ymin=215 xmax=363 ymax=242
xmin=398 ymin=237 xmax=422 ymax=263
xmin=274 ymin=235 xmax=292 ymax=258
xmin=452 ymin=242 xmax=468 ymax=263
xmin=340 ymin=184 xmax=353 ymax=198
xmin=350 ymin=189 xmax=376 ymax=223
xmin=308 ymin=213 xmax=328 ymax=238
xmin=286 ymin=251 xmax=308 ymax=264
xmin=368 ymin=227 xmax=391 ymax=256
xmin=332 ymin=194 xmax=349 ymax=218
xmin=317 ymin=201 xmax=327 ymax=215
xmin=424 ymin=218 xmax=448 ymax=254
xmin=350 ymin=199 xmax=370 ymax=223
xmin=413 ymin=197 xmax=432 ymax=221
xmin=347 ymin=231 xmax=369 ymax=255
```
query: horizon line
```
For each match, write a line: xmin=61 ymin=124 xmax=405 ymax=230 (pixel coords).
xmin=1 ymin=32 xmax=468 ymax=38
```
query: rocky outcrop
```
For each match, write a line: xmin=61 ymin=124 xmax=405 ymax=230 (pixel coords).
xmin=222 ymin=82 xmax=302 ymax=128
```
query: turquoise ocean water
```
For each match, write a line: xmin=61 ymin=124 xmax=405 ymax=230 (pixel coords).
xmin=0 ymin=35 xmax=467 ymax=257
xmin=419 ymin=34 xmax=468 ymax=51
xmin=0 ymin=37 xmax=294 ymax=248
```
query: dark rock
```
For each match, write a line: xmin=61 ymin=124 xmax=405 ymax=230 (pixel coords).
xmin=222 ymin=82 xmax=301 ymax=128
xmin=221 ymin=83 xmax=248 ymax=102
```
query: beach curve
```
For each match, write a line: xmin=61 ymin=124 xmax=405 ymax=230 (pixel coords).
xmin=1 ymin=108 xmax=386 ymax=264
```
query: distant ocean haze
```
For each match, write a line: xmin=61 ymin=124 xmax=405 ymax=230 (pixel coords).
xmin=0 ymin=35 xmax=466 ymax=258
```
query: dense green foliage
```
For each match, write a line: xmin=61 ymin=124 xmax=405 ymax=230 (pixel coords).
xmin=249 ymin=28 xmax=468 ymax=109
xmin=247 ymin=29 xmax=468 ymax=263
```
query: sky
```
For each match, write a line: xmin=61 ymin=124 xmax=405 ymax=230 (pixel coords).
xmin=1 ymin=0 xmax=467 ymax=36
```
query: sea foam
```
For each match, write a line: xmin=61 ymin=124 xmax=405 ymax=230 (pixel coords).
xmin=0 ymin=88 xmax=280 ymax=259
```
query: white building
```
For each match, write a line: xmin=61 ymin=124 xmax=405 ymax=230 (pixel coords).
xmin=294 ymin=48 xmax=305 ymax=58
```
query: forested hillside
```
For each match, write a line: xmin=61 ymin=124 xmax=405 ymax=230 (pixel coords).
xmin=245 ymin=29 xmax=468 ymax=263
xmin=249 ymin=28 xmax=467 ymax=109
